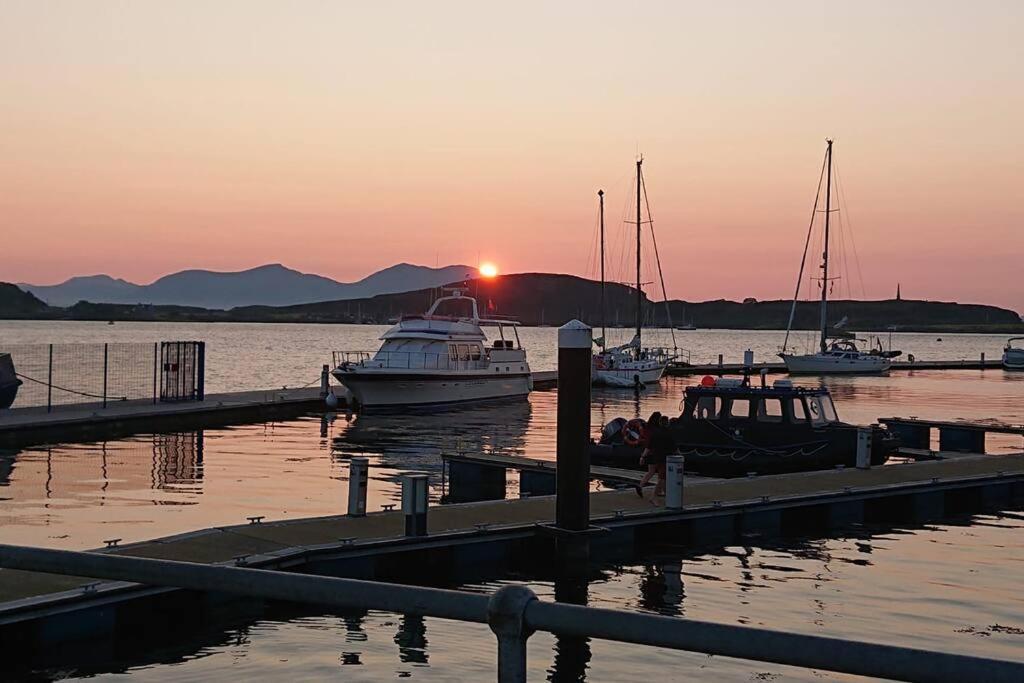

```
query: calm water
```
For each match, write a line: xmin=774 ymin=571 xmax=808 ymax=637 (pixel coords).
xmin=0 ymin=320 xmax=1013 ymax=392
xmin=1 ymin=322 xmax=1022 ymax=680
xmin=28 ymin=512 xmax=1024 ymax=681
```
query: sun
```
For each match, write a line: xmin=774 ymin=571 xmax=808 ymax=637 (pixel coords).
xmin=479 ymin=262 xmax=498 ymax=278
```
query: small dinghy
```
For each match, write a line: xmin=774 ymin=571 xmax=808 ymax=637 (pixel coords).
xmin=0 ymin=353 xmax=23 ymax=409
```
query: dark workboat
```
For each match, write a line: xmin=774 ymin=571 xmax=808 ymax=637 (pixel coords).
xmin=592 ymin=375 xmax=898 ymax=477
xmin=0 ymin=353 xmax=22 ymax=409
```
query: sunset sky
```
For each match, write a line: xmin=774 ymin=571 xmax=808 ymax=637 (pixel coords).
xmin=2 ymin=1 xmax=1021 ymax=309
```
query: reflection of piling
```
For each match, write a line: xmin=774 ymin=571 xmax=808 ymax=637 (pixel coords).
xmin=555 ymin=320 xmax=592 ymax=568
xmin=320 ymin=364 xmax=330 ymax=398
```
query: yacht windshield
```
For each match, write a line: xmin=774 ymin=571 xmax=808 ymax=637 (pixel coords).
xmin=820 ymin=395 xmax=839 ymax=422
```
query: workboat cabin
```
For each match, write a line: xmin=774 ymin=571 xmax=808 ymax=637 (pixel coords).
xmin=593 ymin=374 xmax=898 ymax=476
xmin=332 ymin=290 xmax=532 ymax=411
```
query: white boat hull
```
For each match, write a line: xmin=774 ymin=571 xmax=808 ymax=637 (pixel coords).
xmin=593 ymin=363 xmax=667 ymax=386
xmin=1003 ymin=349 xmax=1024 ymax=370
xmin=781 ymin=353 xmax=890 ymax=375
xmin=333 ymin=369 xmax=532 ymax=410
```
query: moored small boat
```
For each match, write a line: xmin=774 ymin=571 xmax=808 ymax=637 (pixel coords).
xmin=0 ymin=353 xmax=23 ymax=410
xmin=591 ymin=374 xmax=898 ymax=477
xmin=1003 ymin=337 xmax=1024 ymax=370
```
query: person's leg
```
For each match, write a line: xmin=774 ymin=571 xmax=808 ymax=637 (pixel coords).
xmin=635 ymin=465 xmax=656 ymax=496
xmin=654 ymin=464 xmax=667 ymax=495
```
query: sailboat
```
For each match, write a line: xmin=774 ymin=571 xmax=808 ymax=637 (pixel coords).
xmin=592 ymin=159 xmax=676 ymax=387
xmin=779 ymin=140 xmax=896 ymax=375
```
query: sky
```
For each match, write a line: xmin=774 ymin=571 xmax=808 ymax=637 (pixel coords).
xmin=1 ymin=1 xmax=1021 ymax=309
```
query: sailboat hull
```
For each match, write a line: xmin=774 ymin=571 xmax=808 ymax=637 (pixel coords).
xmin=593 ymin=362 xmax=667 ymax=386
xmin=781 ymin=352 xmax=890 ymax=375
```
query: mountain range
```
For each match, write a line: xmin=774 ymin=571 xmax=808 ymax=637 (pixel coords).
xmin=6 ymin=273 xmax=1020 ymax=333
xmin=19 ymin=263 xmax=476 ymax=309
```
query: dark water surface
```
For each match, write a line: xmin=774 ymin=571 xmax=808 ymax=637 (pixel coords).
xmin=23 ymin=511 xmax=1024 ymax=682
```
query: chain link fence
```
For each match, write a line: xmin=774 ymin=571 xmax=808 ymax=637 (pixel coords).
xmin=2 ymin=341 xmax=204 ymax=412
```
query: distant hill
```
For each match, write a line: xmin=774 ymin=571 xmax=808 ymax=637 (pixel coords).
xmin=19 ymin=263 xmax=475 ymax=308
xmin=0 ymin=283 xmax=49 ymax=317
xmin=2 ymin=272 xmax=1021 ymax=333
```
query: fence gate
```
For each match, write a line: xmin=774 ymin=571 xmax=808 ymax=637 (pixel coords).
xmin=159 ymin=341 xmax=205 ymax=403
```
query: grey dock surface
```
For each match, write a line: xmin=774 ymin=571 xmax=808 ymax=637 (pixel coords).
xmin=3 ymin=451 xmax=1023 ymax=616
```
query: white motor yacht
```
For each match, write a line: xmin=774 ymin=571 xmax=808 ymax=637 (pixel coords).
xmin=332 ymin=290 xmax=532 ymax=410
xmin=1003 ymin=337 xmax=1024 ymax=370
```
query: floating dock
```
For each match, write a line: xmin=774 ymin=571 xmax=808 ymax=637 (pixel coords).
xmin=0 ymin=370 xmax=560 ymax=446
xmin=3 ymin=449 xmax=1023 ymax=644
xmin=667 ymin=358 xmax=1003 ymax=375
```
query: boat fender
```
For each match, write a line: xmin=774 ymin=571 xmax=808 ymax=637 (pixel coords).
xmin=700 ymin=375 xmax=716 ymax=387
xmin=622 ymin=418 xmax=646 ymax=447
xmin=907 ymin=353 xmax=915 ymax=363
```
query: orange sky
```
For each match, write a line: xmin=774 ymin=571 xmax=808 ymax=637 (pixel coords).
xmin=2 ymin=1 xmax=1021 ymax=310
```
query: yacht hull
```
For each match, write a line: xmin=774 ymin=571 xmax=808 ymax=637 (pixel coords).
xmin=593 ymin=364 xmax=666 ymax=386
xmin=781 ymin=353 xmax=890 ymax=375
xmin=333 ymin=370 xmax=532 ymax=410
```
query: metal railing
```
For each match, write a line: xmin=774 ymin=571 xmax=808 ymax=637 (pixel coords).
xmin=0 ymin=543 xmax=1020 ymax=682
xmin=332 ymin=350 xmax=490 ymax=372
xmin=2 ymin=341 xmax=205 ymax=412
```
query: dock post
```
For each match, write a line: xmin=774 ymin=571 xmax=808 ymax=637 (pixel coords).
xmin=487 ymin=584 xmax=537 ymax=683
xmin=981 ymin=352 xmax=985 ymax=367
xmin=402 ymin=473 xmax=429 ymax=537
xmin=320 ymin=364 xmax=330 ymax=398
xmin=47 ymin=344 xmax=53 ymax=413
xmin=348 ymin=457 xmax=369 ymax=517
xmin=665 ymin=455 xmax=685 ymax=509
xmin=556 ymin=320 xmax=592 ymax=534
xmin=102 ymin=343 xmax=108 ymax=409
xmin=717 ymin=353 xmax=723 ymax=368
xmin=856 ymin=428 xmax=872 ymax=469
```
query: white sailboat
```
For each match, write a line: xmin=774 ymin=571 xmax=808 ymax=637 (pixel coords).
xmin=592 ymin=159 xmax=676 ymax=387
xmin=780 ymin=140 xmax=896 ymax=375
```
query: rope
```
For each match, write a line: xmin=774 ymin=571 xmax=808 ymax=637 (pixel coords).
xmin=640 ymin=168 xmax=678 ymax=352
xmin=782 ymin=150 xmax=828 ymax=354
xmin=15 ymin=372 xmax=127 ymax=401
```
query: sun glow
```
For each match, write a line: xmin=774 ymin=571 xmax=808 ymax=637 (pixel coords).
xmin=479 ymin=262 xmax=498 ymax=278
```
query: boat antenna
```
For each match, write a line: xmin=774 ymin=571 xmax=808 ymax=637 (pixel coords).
xmin=782 ymin=149 xmax=827 ymax=354
xmin=599 ymin=189 xmax=606 ymax=345
xmin=819 ymin=139 xmax=834 ymax=355
xmin=635 ymin=157 xmax=643 ymax=357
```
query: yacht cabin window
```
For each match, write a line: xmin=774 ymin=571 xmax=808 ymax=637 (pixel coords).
xmin=791 ymin=398 xmax=808 ymax=422
xmin=757 ymin=398 xmax=784 ymax=423
xmin=727 ymin=398 xmax=751 ymax=419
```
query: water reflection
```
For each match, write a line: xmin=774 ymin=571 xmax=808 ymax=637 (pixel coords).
xmin=549 ymin=574 xmax=591 ymax=683
xmin=0 ymin=431 xmax=205 ymax=499
xmin=395 ymin=614 xmax=429 ymax=664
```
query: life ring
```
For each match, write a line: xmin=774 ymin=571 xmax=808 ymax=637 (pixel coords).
xmin=622 ymin=418 xmax=646 ymax=447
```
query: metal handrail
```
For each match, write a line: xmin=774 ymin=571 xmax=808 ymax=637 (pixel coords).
xmin=0 ymin=543 xmax=1020 ymax=682
xmin=333 ymin=350 xmax=492 ymax=371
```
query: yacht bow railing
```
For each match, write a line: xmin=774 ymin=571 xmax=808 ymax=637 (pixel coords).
xmin=333 ymin=351 xmax=489 ymax=372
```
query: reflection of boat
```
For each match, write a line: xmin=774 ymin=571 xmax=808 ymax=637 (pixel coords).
xmin=779 ymin=140 xmax=901 ymax=375
xmin=331 ymin=289 xmax=532 ymax=411
xmin=592 ymin=161 xmax=676 ymax=387
xmin=0 ymin=353 xmax=22 ymax=409
xmin=1003 ymin=337 xmax=1024 ymax=370
xmin=591 ymin=375 xmax=898 ymax=477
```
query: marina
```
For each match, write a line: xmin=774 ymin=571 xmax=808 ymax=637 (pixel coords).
xmin=2 ymin=320 xmax=1024 ymax=679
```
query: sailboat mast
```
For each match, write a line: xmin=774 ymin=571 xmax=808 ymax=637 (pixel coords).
xmin=819 ymin=139 xmax=833 ymax=354
xmin=599 ymin=189 xmax=606 ymax=344
xmin=635 ymin=158 xmax=643 ymax=354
